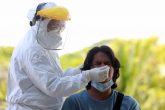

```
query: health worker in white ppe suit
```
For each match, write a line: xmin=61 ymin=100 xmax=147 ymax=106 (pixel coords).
xmin=6 ymin=2 xmax=110 ymax=110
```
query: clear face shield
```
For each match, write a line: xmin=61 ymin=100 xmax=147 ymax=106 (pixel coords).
xmin=36 ymin=18 xmax=70 ymax=50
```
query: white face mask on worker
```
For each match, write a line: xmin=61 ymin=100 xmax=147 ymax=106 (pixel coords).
xmin=36 ymin=19 xmax=62 ymax=50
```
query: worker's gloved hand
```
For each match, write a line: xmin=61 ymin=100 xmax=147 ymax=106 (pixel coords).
xmin=82 ymin=65 xmax=110 ymax=82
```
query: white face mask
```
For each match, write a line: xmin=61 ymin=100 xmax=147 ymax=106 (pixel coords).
xmin=36 ymin=19 xmax=63 ymax=50
xmin=91 ymin=80 xmax=114 ymax=92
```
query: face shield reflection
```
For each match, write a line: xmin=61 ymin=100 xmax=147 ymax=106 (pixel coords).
xmin=47 ymin=20 xmax=65 ymax=33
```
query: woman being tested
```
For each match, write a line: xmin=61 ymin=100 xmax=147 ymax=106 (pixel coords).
xmin=62 ymin=45 xmax=141 ymax=110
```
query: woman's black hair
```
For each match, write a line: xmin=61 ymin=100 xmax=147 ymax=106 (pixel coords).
xmin=81 ymin=45 xmax=120 ymax=90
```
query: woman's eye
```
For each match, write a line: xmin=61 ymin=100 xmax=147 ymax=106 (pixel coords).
xmin=105 ymin=62 xmax=111 ymax=65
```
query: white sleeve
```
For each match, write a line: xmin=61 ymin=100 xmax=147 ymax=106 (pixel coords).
xmin=24 ymin=48 xmax=88 ymax=97
xmin=63 ymin=64 xmax=83 ymax=76
xmin=63 ymin=68 xmax=81 ymax=76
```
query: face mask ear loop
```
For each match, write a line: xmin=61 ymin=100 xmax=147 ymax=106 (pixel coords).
xmin=36 ymin=20 xmax=62 ymax=50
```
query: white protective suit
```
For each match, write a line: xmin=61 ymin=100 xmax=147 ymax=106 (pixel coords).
xmin=6 ymin=2 xmax=109 ymax=110
xmin=6 ymin=24 xmax=86 ymax=110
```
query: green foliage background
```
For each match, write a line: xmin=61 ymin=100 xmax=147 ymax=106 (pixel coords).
xmin=0 ymin=37 xmax=165 ymax=110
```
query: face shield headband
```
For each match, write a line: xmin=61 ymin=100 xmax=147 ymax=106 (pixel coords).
xmin=30 ymin=3 xmax=47 ymax=26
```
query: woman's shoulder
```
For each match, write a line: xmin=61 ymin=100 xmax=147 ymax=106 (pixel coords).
xmin=113 ymin=91 xmax=138 ymax=103
xmin=122 ymin=94 xmax=141 ymax=109
xmin=113 ymin=91 xmax=140 ymax=109
xmin=123 ymin=95 xmax=138 ymax=104
xmin=65 ymin=90 xmax=87 ymax=103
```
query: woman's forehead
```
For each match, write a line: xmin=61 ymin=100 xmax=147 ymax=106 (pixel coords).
xmin=93 ymin=52 xmax=110 ymax=61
